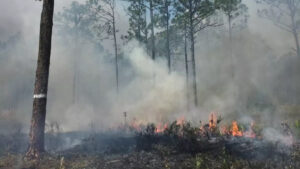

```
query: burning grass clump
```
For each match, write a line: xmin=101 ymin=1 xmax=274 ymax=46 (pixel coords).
xmin=0 ymin=114 xmax=300 ymax=169
xmin=136 ymin=120 xmax=224 ymax=154
xmin=136 ymin=121 xmax=210 ymax=154
xmin=135 ymin=116 xmax=299 ymax=162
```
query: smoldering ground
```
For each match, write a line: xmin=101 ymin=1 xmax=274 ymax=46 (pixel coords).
xmin=0 ymin=0 xmax=299 ymax=138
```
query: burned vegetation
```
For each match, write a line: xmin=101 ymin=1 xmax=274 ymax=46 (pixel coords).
xmin=1 ymin=0 xmax=300 ymax=168
xmin=0 ymin=114 xmax=300 ymax=169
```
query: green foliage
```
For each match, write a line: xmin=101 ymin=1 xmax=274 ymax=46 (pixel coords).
xmin=56 ymin=1 xmax=93 ymax=39
xmin=86 ymin=0 xmax=117 ymax=40
xmin=195 ymin=154 xmax=204 ymax=169
xmin=295 ymin=120 xmax=300 ymax=128
xmin=125 ymin=0 xmax=148 ymax=43
xmin=215 ymin=0 xmax=244 ymax=16
xmin=155 ymin=0 xmax=172 ymax=28
xmin=173 ymin=0 xmax=216 ymax=35
xmin=215 ymin=0 xmax=248 ymax=29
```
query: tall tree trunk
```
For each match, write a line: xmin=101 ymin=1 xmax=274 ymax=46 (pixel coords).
xmin=144 ymin=10 xmax=148 ymax=45
xmin=72 ymin=58 xmax=77 ymax=104
xmin=137 ymin=0 xmax=142 ymax=41
xmin=166 ymin=1 xmax=171 ymax=73
xmin=288 ymin=1 xmax=300 ymax=58
xmin=150 ymin=0 xmax=156 ymax=60
xmin=184 ymin=21 xmax=189 ymax=110
xmin=291 ymin=16 xmax=300 ymax=57
xmin=112 ymin=6 xmax=119 ymax=93
xmin=289 ymin=10 xmax=299 ymax=103
xmin=189 ymin=0 xmax=198 ymax=107
xmin=144 ymin=9 xmax=149 ymax=55
xmin=228 ymin=15 xmax=234 ymax=80
xmin=292 ymin=29 xmax=300 ymax=57
xmin=26 ymin=0 xmax=54 ymax=159
xmin=72 ymin=26 xmax=79 ymax=104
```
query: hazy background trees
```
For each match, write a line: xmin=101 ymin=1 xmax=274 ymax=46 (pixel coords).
xmin=216 ymin=0 xmax=248 ymax=79
xmin=257 ymin=0 xmax=300 ymax=58
xmin=0 ymin=0 xmax=299 ymax=133
xmin=56 ymin=1 xmax=93 ymax=104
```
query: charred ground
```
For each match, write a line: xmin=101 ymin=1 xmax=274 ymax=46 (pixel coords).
xmin=0 ymin=119 xmax=299 ymax=169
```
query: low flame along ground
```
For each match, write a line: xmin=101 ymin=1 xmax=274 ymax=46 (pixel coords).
xmin=127 ymin=112 xmax=258 ymax=138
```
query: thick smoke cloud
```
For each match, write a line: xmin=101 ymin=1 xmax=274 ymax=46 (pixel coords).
xmin=0 ymin=0 xmax=298 ymax=133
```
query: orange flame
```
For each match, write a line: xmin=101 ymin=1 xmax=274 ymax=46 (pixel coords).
xmin=231 ymin=121 xmax=243 ymax=137
xmin=209 ymin=112 xmax=217 ymax=129
xmin=155 ymin=123 xmax=168 ymax=133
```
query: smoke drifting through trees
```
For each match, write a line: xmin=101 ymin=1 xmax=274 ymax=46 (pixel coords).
xmin=0 ymin=0 xmax=299 ymax=134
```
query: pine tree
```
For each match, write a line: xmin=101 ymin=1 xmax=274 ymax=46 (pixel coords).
xmin=216 ymin=0 xmax=248 ymax=79
xmin=126 ymin=0 xmax=147 ymax=43
xmin=26 ymin=0 xmax=54 ymax=159
xmin=87 ymin=0 xmax=120 ymax=93
xmin=174 ymin=0 xmax=216 ymax=107
xmin=257 ymin=0 xmax=300 ymax=58
xmin=56 ymin=1 xmax=90 ymax=104
xmin=156 ymin=0 xmax=172 ymax=72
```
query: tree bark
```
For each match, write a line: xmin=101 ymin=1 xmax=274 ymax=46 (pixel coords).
xmin=292 ymin=29 xmax=300 ymax=57
xmin=144 ymin=10 xmax=148 ymax=45
xmin=184 ymin=21 xmax=189 ymax=110
xmin=72 ymin=24 xmax=79 ymax=104
xmin=289 ymin=7 xmax=299 ymax=103
xmin=137 ymin=0 xmax=142 ymax=41
xmin=165 ymin=1 xmax=171 ymax=73
xmin=228 ymin=15 xmax=235 ymax=80
xmin=112 ymin=3 xmax=119 ymax=93
xmin=26 ymin=0 xmax=54 ymax=159
xmin=72 ymin=58 xmax=77 ymax=104
xmin=288 ymin=0 xmax=300 ymax=58
xmin=150 ymin=0 xmax=156 ymax=60
xmin=189 ymin=0 xmax=198 ymax=107
xmin=291 ymin=15 xmax=300 ymax=57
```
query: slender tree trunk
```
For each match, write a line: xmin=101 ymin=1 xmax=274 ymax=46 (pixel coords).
xmin=26 ymin=0 xmax=54 ymax=159
xmin=290 ymin=11 xmax=299 ymax=103
xmin=144 ymin=10 xmax=149 ymax=55
xmin=150 ymin=0 xmax=156 ymax=60
xmin=112 ymin=6 xmax=119 ymax=93
xmin=228 ymin=15 xmax=234 ymax=80
xmin=137 ymin=0 xmax=142 ymax=41
xmin=287 ymin=1 xmax=300 ymax=58
xmin=189 ymin=0 xmax=198 ymax=107
xmin=184 ymin=21 xmax=189 ymax=110
xmin=293 ymin=29 xmax=300 ymax=57
xmin=291 ymin=16 xmax=300 ymax=57
xmin=144 ymin=11 xmax=148 ymax=44
xmin=72 ymin=58 xmax=77 ymax=104
xmin=166 ymin=1 xmax=171 ymax=73
xmin=72 ymin=25 xmax=79 ymax=104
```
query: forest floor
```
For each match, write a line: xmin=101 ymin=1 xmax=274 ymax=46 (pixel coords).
xmin=0 ymin=119 xmax=300 ymax=169
xmin=0 ymin=145 xmax=300 ymax=169
xmin=0 ymin=134 xmax=300 ymax=169
xmin=0 ymin=144 xmax=300 ymax=169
